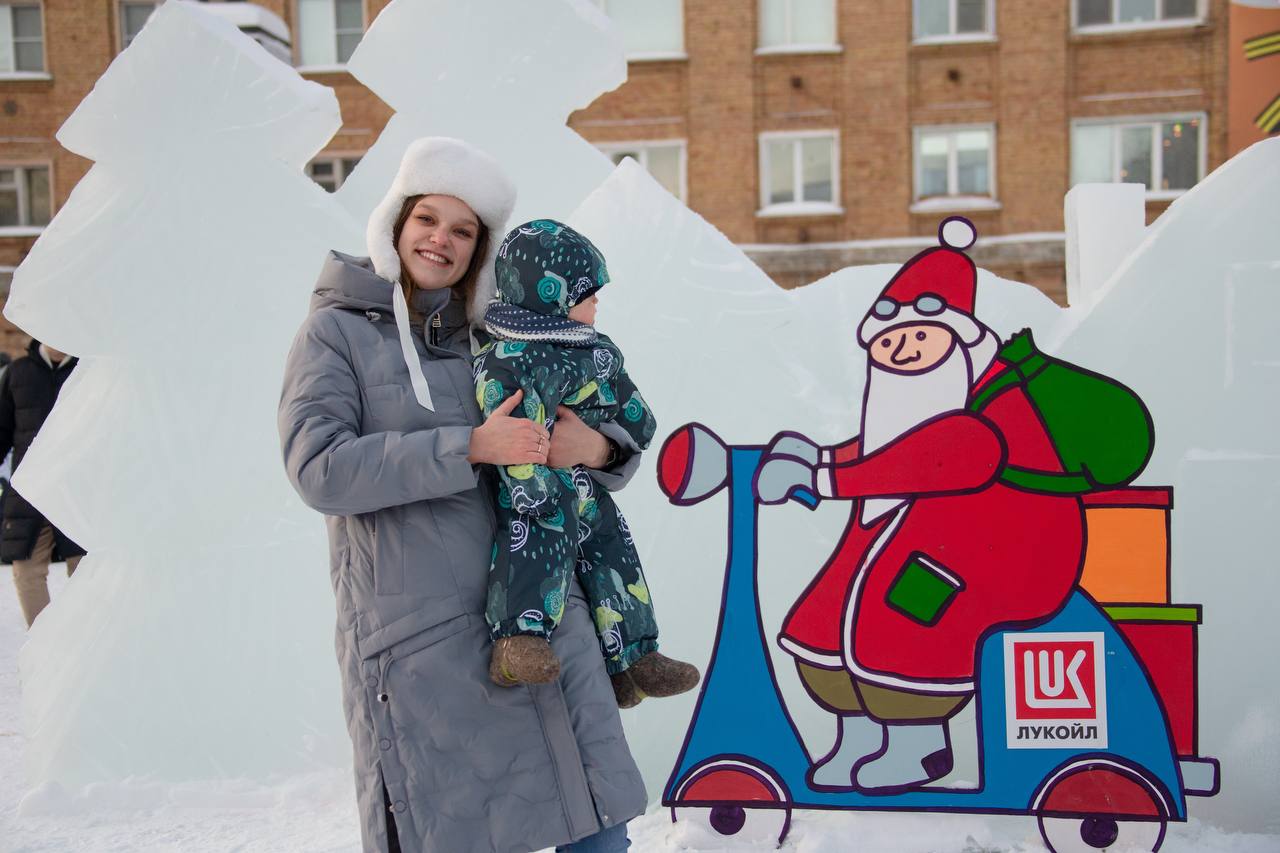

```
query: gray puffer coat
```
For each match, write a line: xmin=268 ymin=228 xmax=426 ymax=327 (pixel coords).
xmin=278 ymin=251 xmax=648 ymax=853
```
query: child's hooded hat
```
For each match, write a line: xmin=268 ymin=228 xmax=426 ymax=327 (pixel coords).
xmin=484 ymin=220 xmax=609 ymax=346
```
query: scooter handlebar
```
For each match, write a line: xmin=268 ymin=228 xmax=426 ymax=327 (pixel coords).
xmin=658 ymin=423 xmax=729 ymax=506
xmin=658 ymin=423 xmax=822 ymax=510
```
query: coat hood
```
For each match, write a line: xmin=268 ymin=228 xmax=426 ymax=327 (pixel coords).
xmin=313 ymin=251 xmax=466 ymax=413
xmin=312 ymin=251 xmax=452 ymax=319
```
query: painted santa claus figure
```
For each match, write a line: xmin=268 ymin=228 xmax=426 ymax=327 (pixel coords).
xmin=755 ymin=217 xmax=1086 ymax=794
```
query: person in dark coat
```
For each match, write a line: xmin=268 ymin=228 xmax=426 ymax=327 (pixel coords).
xmin=0 ymin=338 xmax=86 ymax=627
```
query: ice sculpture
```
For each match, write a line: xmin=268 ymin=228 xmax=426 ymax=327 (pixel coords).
xmin=3 ymin=0 xmax=1276 ymax=843
xmin=1050 ymin=138 xmax=1280 ymax=832
xmin=7 ymin=0 xmax=359 ymax=783
xmin=334 ymin=0 xmax=626 ymax=230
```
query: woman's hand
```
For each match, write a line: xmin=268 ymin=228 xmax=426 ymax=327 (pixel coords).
xmin=468 ymin=390 xmax=551 ymax=466
xmin=547 ymin=406 xmax=610 ymax=469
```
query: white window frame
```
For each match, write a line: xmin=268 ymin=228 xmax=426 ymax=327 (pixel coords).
xmin=1070 ymin=112 xmax=1207 ymax=201
xmin=0 ymin=1 xmax=47 ymax=79
xmin=0 ymin=162 xmax=53 ymax=235
xmin=295 ymin=0 xmax=365 ymax=72
xmin=757 ymin=129 xmax=842 ymax=217
xmin=598 ymin=140 xmax=688 ymax=202
xmin=593 ymin=0 xmax=686 ymax=62
xmin=307 ymin=153 xmax=363 ymax=192
xmin=911 ymin=123 xmax=1000 ymax=212
xmin=118 ymin=0 xmax=158 ymax=52
xmin=756 ymin=0 xmax=841 ymax=56
xmin=912 ymin=0 xmax=997 ymax=45
xmin=1071 ymin=0 xmax=1204 ymax=35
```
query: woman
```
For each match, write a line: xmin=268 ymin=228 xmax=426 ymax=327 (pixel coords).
xmin=279 ymin=137 xmax=646 ymax=853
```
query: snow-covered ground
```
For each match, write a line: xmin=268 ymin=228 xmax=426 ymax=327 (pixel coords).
xmin=2 ymin=567 xmax=1277 ymax=852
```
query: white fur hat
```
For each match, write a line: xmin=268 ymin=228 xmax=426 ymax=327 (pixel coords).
xmin=366 ymin=136 xmax=517 ymax=326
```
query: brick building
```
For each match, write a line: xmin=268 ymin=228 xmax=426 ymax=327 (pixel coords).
xmin=0 ymin=0 xmax=1235 ymax=353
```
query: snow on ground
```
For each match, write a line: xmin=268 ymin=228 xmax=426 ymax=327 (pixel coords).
xmin=3 ymin=566 xmax=1277 ymax=853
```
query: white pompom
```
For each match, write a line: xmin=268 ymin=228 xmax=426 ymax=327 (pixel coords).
xmin=939 ymin=216 xmax=976 ymax=250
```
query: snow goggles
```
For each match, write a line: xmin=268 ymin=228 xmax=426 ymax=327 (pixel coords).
xmin=871 ymin=293 xmax=947 ymax=321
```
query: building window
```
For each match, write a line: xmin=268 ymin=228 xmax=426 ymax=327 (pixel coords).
xmin=0 ymin=165 xmax=51 ymax=227
xmin=307 ymin=155 xmax=362 ymax=192
xmin=1071 ymin=115 xmax=1204 ymax=197
xmin=914 ymin=126 xmax=995 ymax=203
xmin=759 ymin=0 xmax=837 ymax=51
xmin=914 ymin=0 xmax=993 ymax=41
xmin=595 ymin=0 xmax=683 ymax=58
xmin=1075 ymin=0 xmax=1199 ymax=30
xmin=297 ymin=0 xmax=363 ymax=67
xmin=0 ymin=3 xmax=43 ymax=73
xmin=758 ymin=131 xmax=839 ymax=214
xmin=120 ymin=1 xmax=157 ymax=50
xmin=599 ymin=141 xmax=686 ymax=201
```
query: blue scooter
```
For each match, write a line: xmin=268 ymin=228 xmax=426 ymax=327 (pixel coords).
xmin=656 ymin=424 xmax=1219 ymax=852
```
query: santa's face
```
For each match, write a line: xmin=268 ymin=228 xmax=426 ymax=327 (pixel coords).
xmin=868 ymin=323 xmax=956 ymax=374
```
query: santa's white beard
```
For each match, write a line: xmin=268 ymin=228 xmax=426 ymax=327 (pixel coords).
xmin=858 ymin=330 xmax=998 ymax=524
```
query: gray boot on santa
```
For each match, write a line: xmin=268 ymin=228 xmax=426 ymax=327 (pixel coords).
xmin=852 ymin=722 xmax=952 ymax=793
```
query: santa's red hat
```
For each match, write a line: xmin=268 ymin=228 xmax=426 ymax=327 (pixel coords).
xmin=857 ymin=217 xmax=983 ymax=347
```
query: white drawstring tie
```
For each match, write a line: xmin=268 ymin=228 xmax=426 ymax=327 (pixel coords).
xmin=392 ymin=282 xmax=435 ymax=412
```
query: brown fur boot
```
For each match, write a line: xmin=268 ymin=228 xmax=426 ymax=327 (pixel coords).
xmin=610 ymin=671 xmax=644 ymax=709
xmin=626 ymin=652 xmax=700 ymax=699
xmin=489 ymin=636 xmax=561 ymax=687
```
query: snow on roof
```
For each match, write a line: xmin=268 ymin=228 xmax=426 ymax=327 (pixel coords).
xmin=196 ymin=1 xmax=290 ymax=46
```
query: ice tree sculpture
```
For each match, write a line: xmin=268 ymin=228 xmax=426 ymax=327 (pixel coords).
xmin=7 ymin=1 xmax=360 ymax=782
xmin=334 ymin=0 xmax=628 ymax=229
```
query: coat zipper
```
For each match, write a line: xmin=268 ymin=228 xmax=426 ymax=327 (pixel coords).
xmin=429 ymin=313 xmax=441 ymax=347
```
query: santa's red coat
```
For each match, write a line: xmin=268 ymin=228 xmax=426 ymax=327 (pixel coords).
xmin=778 ymin=363 xmax=1085 ymax=693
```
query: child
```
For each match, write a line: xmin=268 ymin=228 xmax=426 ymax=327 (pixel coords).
xmin=474 ymin=219 xmax=699 ymax=708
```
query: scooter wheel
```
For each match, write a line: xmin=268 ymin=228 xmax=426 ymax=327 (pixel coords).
xmin=1039 ymin=814 xmax=1166 ymax=853
xmin=671 ymin=805 xmax=790 ymax=849
xmin=1033 ymin=759 xmax=1168 ymax=852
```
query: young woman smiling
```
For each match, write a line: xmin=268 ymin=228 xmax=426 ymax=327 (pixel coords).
xmin=279 ymin=137 xmax=645 ymax=853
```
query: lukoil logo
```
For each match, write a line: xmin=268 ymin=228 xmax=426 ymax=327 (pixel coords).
xmin=1004 ymin=632 xmax=1108 ymax=749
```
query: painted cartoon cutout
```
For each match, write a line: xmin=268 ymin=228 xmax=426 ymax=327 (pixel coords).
xmin=656 ymin=218 xmax=1218 ymax=853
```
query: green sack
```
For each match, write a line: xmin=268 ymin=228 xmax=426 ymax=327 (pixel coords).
xmin=969 ymin=329 xmax=1154 ymax=495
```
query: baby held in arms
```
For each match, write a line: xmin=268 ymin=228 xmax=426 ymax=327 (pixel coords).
xmin=473 ymin=219 xmax=699 ymax=709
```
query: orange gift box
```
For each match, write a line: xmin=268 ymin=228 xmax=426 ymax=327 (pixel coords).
xmin=1079 ymin=487 xmax=1172 ymax=605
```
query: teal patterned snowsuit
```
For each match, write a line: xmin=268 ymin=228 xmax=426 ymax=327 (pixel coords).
xmin=475 ymin=220 xmax=660 ymax=674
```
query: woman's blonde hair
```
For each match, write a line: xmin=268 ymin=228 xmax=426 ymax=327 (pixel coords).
xmin=391 ymin=194 xmax=491 ymax=323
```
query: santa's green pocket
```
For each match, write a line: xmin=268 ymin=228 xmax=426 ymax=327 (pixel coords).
xmin=885 ymin=552 xmax=964 ymax=626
